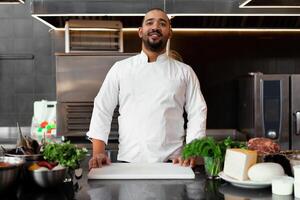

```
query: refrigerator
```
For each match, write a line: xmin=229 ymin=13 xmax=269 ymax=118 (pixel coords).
xmin=238 ymin=72 xmax=300 ymax=150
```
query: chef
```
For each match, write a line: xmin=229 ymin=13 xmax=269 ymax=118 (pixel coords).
xmin=87 ymin=8 xmax=207 ymax=169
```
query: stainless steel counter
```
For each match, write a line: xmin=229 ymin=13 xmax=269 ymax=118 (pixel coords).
xmin=1 ymin=157 xmax=276 ymax=200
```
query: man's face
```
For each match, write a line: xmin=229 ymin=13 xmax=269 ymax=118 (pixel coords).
xmin=138 ymin=10 xmax=172 ymax=53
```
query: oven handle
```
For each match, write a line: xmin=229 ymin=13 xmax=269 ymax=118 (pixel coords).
xmin=296 ymin=111 xmax=300 ymax=135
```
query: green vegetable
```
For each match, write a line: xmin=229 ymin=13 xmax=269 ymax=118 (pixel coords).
xmin=182 ymin=136 xmax=247 ymax=177
xmin=182 ymin=136 xmax=247 ymax=160
xmin=42 ymin=141 xmax=88 ymax=169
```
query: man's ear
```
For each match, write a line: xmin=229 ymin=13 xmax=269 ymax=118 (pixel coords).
xmin=169 ymin=28 xmax=173 ymax=39
xmin=138 ymin=27 xmax=143 ymax=38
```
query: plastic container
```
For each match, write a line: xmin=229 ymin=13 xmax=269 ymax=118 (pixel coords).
xmin=272 ymin=176 xmax=294 ymax=196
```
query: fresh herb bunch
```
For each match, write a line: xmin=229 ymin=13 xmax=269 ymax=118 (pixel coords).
xmin=42 ymin=141 xmax=88 ymax=169
xmin=182 ymin=136 xmax=247 ymax=161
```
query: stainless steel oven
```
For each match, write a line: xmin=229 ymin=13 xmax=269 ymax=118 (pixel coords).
xmin=238 ymin=72 xmax=300 ymax=150
xmin=56 ymin=53 xmax=135 ymax=138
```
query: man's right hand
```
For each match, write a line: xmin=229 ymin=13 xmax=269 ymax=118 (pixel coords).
xmin=88 ymin=153 xmax=111 ymax=170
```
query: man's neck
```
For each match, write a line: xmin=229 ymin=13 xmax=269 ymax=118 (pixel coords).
xmin=142 ymin=47 xmax=166 ymax=63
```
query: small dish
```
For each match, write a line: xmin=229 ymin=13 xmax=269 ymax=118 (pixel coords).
xmin=218 ymin=171 xmax=271 ymax=189
xmin=27 ymin=166 xmax=67 ymax=188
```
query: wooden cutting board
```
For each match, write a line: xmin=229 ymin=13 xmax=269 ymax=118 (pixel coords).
xmin=88 ymin=163 xmax=195 ymax=179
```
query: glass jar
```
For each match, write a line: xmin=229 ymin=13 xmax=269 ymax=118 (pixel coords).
xmin=203 ymin=156 xmax=222 ymax=179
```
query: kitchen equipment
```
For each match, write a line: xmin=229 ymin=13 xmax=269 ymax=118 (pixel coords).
xmin=31 ymin=100 xmax=57 ymax=139
xmin=238 ymin=72 xmax=300 ymax=150
xmin=218 ymin=171 xmax=271 ymax=189
xmin=5 ymin=152 xmax=42 ymax=162
xmin=27 ymin=167 xmax=67 ymax=188
xmin=33 ymin=100 xmax=56 ymax=124
xmin=56 ymin=53 xmax=135 ymax=137
xmin=88 ymin=163 xmax=195 ymax=179
xmin=295 ymin=181 xmax=300 ymax=198
xmin=0 ymin=156 xmax=24 ymax=192
xmin=293 ymin=165 xmax=300 ymax=181
xmin=272 ymin=176 xmax=294 ymax=195
xmin=65 ymin=20 xmax=123 ymax=53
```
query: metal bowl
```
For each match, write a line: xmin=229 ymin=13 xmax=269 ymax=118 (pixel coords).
xmin=0 ymin=156 xmax=24 ymax=192
xmin=5 ymin=153 xmax=43 ymax=162
xmin=28 ymin=166 xmax=67 ymax=188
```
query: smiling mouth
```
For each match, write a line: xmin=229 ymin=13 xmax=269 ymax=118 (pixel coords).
xmin=148 ymin=31 xmax=162 ymax=37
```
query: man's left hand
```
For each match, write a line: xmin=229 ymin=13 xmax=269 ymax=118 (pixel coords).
xmin=172 ymin=156 xmax=196 ymax=167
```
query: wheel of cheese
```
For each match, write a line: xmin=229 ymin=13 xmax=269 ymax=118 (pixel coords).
xmin=248 ymin=162 xmax=284 ymax=181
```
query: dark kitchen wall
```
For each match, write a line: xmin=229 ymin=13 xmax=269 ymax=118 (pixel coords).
xmin=171 ymin=31 xmax=300 ymax=129
xmin=124 ymin=31 xmax=300 ymax=129
xmin=0 ymin=3 xmax=53 ymax=126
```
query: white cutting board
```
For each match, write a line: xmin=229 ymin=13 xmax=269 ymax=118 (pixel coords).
xmin=88 ymin=163 xmax=195 ymax=180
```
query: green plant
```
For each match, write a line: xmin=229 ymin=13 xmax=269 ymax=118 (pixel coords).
xmin=182 ymin=136 xmax=247 ymax=177
xmin=182 ymin=136 xmax=247 ymax=161
xmin=42 ymin=141 xmax=88 ymax=169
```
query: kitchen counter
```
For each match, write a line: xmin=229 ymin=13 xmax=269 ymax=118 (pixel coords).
xmin=2 ymin=158 xmax=275 ymax=200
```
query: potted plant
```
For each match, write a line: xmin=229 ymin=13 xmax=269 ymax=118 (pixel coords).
xmin=182 ymin=136 xmax=247 ymax=178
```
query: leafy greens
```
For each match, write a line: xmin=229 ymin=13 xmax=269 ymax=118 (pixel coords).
xmin=182 ymin=136 xmax=247 ymax=161
xmin=42 ymin=141 xmax=88 ymax=169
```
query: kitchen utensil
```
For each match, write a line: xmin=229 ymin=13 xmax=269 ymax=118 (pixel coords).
xmin=27 ymin=166 xmax=67 ymax=188
xmin=272 ymin=176 xmax=294 ymax=195
xmin=88 ymin=163 xmax=195 ymax=179
xmin=0 ymin=156 xmax=24 ymax=192
xmin=295 ymin=181 xmax=300 ymax=198
xmin=293 ymin=165 xmax=300 ymax=182
xmin=218 ymin=171 xmax=272 ymax=189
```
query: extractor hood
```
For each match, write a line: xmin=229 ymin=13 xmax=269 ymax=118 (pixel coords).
xmin=31 ymin=0 xmax=300 ymax=29
xmin=240 ymin=0 xmax=300 ymax=8
xmin=0 ymin=0 xmax=24 ymax=4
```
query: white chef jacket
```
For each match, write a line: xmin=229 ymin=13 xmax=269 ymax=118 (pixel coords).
xmin=87 ymin=51 xmax=207 ymax=163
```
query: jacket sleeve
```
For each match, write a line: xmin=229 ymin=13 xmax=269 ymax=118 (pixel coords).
xmin=86 ymin=63 xmax=119 ymax=144
xmin=184 ymin=67 xmax=207 ymax=144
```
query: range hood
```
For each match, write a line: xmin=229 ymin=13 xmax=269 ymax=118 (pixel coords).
xmin=31 ymin=0 xmax=300 ymax=29
xmin=0 ymin=0 xmax=24 ymax=4
xmin=240 ymin=0 xmax=300 ymax=8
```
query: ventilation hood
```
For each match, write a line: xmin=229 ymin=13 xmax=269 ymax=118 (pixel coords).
xmin=31 ymin=0 xmax=300 ymax=30
xmin=0 ymin=0 xmax=24 ymax=4
xmin=240 ymin=0 xmax=300 ymax=8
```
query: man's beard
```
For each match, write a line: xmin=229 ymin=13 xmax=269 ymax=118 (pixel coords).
xmin=142 ymin=30 xmax=167 ymax=52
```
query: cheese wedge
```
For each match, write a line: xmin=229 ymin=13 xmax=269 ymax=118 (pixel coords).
xmin=223 ymin=148 xmax=257 ymax=181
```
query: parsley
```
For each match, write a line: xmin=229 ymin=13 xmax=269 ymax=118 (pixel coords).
xmin=182 ymin=136 xmax=247 ymax=161
xmin=42 ymin=141 xmax=88 ymax=169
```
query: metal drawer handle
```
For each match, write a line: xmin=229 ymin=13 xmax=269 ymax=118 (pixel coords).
xmin=296 ymin=112 xmax=300 ymax=135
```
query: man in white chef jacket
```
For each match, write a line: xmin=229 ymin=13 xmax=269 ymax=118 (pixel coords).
xmin=87 ymin=8 xmax=207 ymax=169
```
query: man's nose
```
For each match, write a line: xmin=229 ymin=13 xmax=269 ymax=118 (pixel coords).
xmin=152 ymin=21 xmax=161 ymax=29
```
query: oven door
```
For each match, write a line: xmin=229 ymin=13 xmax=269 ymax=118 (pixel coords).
xmin=258 ymin=74 xmax=289 ymax=150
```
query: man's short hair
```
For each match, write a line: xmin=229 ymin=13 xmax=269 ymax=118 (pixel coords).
xmin=142 ymin=8 xmax=171 ymax=26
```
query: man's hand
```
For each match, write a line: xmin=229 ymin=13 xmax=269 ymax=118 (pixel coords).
xmin=172 ymin=156 xmax=196 ymax=167
xmin=89 ymin=153 xmax=111 ymax=170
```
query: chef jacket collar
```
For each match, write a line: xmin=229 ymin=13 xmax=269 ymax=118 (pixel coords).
xmin=140 ymin=50 xmax=168 ymax=63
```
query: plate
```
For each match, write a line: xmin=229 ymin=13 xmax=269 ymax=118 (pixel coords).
xmin=218 ymin=171 xmax=271 ymax=189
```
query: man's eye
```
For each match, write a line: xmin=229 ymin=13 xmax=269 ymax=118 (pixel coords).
xmin=160 ymin=22 xmax=167 ymax=27
xmin=145 ymin=21 xmax=153 ymax=26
